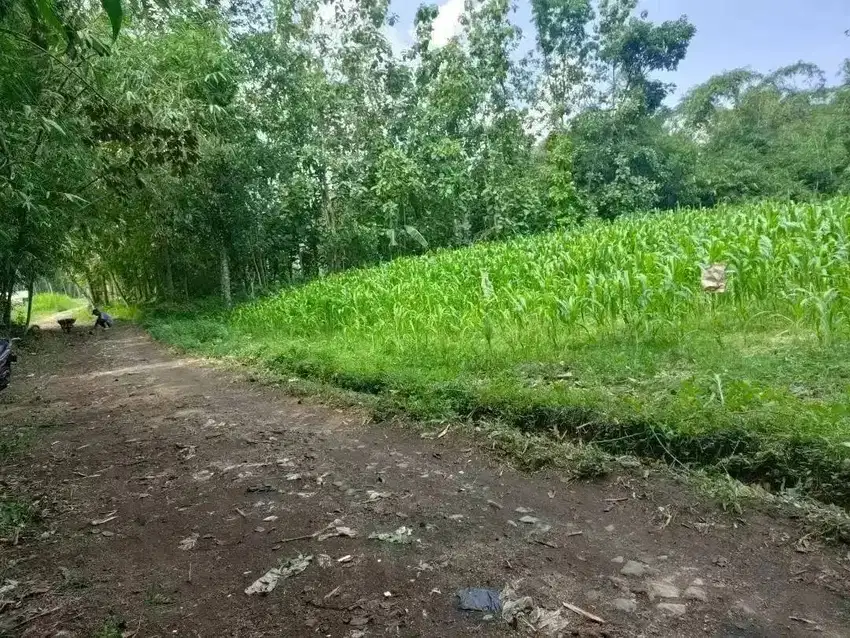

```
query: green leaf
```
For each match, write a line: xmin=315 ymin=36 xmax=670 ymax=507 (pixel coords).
xmin=36 ymin=0 xmax=64 ymax=33
xmin=101 ymin=0 xmax=123 ymax=40
xmin=404 ymin=225 xmax=428 ymax=249
xmin=41 ymin=117 xmax=65 ymax=136
xmin=85 ymin=34 xmax=112 ymax=57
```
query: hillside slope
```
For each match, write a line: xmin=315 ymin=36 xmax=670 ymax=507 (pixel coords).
xmin=150 ymin=199 xmax=850 ymax=505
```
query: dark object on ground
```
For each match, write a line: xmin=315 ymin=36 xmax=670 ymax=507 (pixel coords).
xmin=456 ymin=588 xmax=502 ymax=613
xmin=58 ymin=318 xmax=76 ymax=334
xmin=0 ymin=338 xmax=17 ymax=391
xmin=92 ymin=308 xmax=113 ymax=330
xmin=27 ymin=324 xmax=41 ymax=336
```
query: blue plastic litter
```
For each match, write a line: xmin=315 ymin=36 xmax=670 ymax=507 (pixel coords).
xmin=456 ymin=588 xmax=502 ymax=612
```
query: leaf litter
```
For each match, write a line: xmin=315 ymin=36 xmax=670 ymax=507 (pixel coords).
xmin=368 ymin=526 xmax=413 ymax=544
xmin=364 ymin=490 xmax=392 ymax=502
xmin=245 ymin=554 xmax=312 ymax=595
xmin=178 ymin=533 xmax=199 ymax=551
xmin=317 ymin=519 xmax=358 ymax=541
xmin=500 ymin=584 xmax=571 ymax=636
xmin=281 ymin=518 xmax=358 ymax=543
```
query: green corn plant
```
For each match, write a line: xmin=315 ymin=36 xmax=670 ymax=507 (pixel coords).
xmin=229 ymin=197 xmax=850 ymax=373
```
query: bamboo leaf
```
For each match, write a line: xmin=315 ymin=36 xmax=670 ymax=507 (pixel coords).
xmin=404 ymin=225 xmax=428 ymax=249
xmin=41 ymin=117 xmax=65 ymax=136
xmin=101 ymin=0 xmax=123 ymax=40
xmin=35 ymin=0 xmax=63 ymax=33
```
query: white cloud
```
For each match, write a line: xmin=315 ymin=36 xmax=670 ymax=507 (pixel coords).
xmin=431 ymin=0 xmax=465 ymax=48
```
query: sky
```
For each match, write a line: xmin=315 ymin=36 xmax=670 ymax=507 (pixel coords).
xmin=386 ymin=0 xmax=850 ymax=102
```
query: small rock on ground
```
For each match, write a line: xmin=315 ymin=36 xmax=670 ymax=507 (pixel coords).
xmin=731 ymin=600 xmax=758 ymax=617
xmin=613 ymin=598 xmax=637 ymax=613
xmin=620 ymin=560 xmax=650 ymax=577
xmin=684 ymin=586 xmax=707 ymax=602
xmin=649 ymin=581 xmax=681 ymax=600
xmin=657 ymin=603 xmax=687 ymax=617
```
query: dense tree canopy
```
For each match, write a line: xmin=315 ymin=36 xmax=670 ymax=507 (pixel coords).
xmin=1 ymin=0 xmax=848 ymax=323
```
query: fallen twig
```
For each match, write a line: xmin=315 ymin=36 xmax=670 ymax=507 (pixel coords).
xmin=90 ymin=511 xmax=118 ymax=526
xmin=563 ymin=601 xmax=606 ymax=624
xmin=280 ymin=533 xmax=318 ymax=543
xmin=789 ymin=616 xmax=819 ymax=626
xmin=533 ymin=539 xmax=559 ymax=549
xmin=567 ymin=531 xmax=584 ymax=537
xmin=306 ymin=599 xmax=353 ymax=612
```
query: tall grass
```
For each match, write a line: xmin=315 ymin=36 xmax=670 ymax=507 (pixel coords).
xmin=235 ymin=199 xmax=850 ymax=351
xmin=150 ymin=199 xmax=850 ymax=505
xmin=12 ymin=292 xmax=85 ymax=324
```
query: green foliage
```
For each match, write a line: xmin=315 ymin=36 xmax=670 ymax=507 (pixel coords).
xmin=4 ymin=0 xmax=847 ymax=315
xmin=100 ymin=0 xmax=123 ymax=40
xmin=149 ymin=198 xmax=850 ymax=505
xmin=26 ymin=293 xmax=81 ymax=315
xmin=0 ymin=498 xmax=37 ymax=539
xmin=4 ymin=0 xmax=850 ymax=504
xmin=11 ymin=292 xmax=83 ymax=324
xmin=92 ymin=616 xmax=125 ymax=638
xmin=678 ymin=67 xmax=850 ymax=205
xmin=0 ymin=426 xmax=29 ymax=462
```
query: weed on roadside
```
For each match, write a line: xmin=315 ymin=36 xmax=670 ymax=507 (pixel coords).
xmin=0 ymin=427 xmax=31 ymax=461
xmin=690 ymin=468 xmax=850 ymax=543
xmin=143 ymin=584 xmax=173 ymax=606
xmin=92 ymin=616 xmax=125 ymax=638
xmin=58 ymin=566 xmax=90 ymax=592
xmin=0 ymin=497 xmax=38 ymax=541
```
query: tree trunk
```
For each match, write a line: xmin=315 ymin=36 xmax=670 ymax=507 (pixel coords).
xmin=24 ymin=279 xmax=34 ymax=328
xmin=220 ymin=244 xmax=232 ymax=308
xmin=1 ymin=267 xmax=14 ymax=330
xmin=164 ymin=246 xmax=175 ymax=300
xmin=253 ymin=253 xmax=264 ymax=291
xmin=90 ymin=283 xmax=102 ymax=306
xmin=320 ymin=166 xmax=338 ymax=271
xmin=111 ymin=274 xmax=128 ymax=304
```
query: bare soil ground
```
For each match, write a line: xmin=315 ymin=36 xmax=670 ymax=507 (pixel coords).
xmin=1 ymin=325 xmax=849 ymax=637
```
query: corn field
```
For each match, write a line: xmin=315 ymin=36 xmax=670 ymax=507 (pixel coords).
xmin=234 ymin=198 xmax=850 ymax=354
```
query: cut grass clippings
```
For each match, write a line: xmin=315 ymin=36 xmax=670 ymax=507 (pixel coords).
xmin=142 ymin=199 xmax=850 ymax=508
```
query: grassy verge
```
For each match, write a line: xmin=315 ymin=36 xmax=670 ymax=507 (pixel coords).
xmin=12 ymin=292 xmax=88 ymax=326
xmin=143 ymin=199 xmax=850 ymax=507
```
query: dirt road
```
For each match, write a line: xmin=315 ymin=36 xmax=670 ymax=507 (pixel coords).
xmin=1 ymin=326 xmax=848 ymax=637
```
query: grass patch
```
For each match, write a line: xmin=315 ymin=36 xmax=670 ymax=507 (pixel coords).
xmin=0 ymin=498 xmax=38 ymax=540
xmin=0 ymin=427 xmax=30 ymax=461
xmin=143 ymin=584 xmax=174 ymax=606
xmin=92 ymin=616 xmax=125 ymax=638
xmin=12 ymin=292 xmax=87 ymax=326
xmin=143 ymin=199 xmax=850 ymax=507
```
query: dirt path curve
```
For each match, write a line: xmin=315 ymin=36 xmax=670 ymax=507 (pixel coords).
xmin=0 ymin=326 xmax=848 ymax=637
